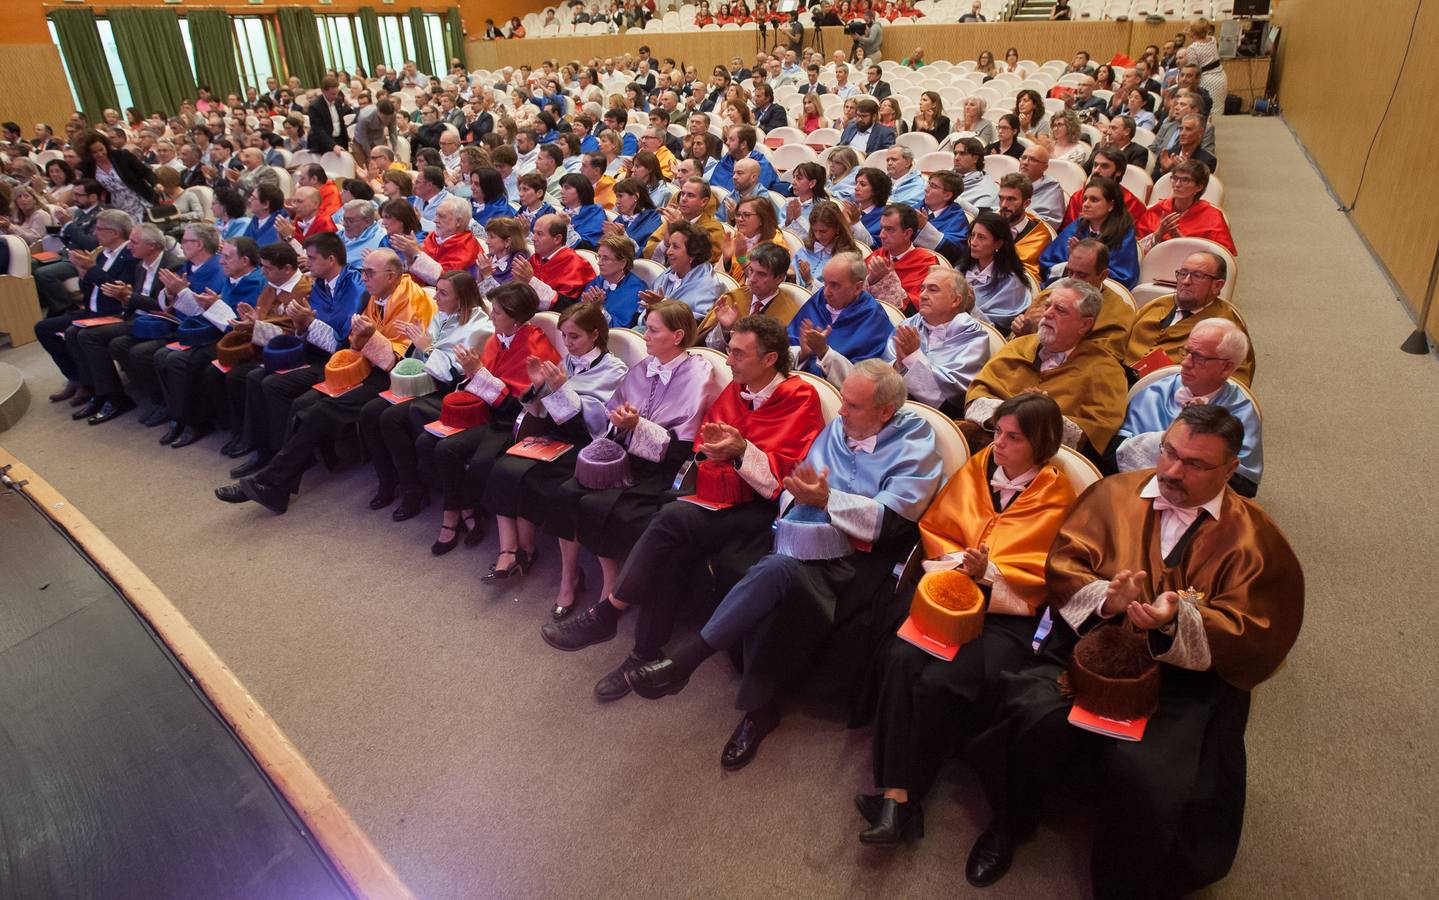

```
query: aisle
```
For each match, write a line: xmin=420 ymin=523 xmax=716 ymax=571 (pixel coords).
xmin=1 ymin=115 xmax=1435 ymax=898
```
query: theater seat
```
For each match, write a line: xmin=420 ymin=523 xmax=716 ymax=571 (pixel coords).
xmin=795 ymin=370 xmax=842 ymax=422
xmin=607 ymin=327 xmax=647 ymax=367
xmin=903 ymin=400 xmax=970 ymax=479
xmin=0 ymin=234 xmax=39 ymax=348
xmin=687 ymin=345 xmax=733 ymax=391
xmin=532 ymin=311 xmax=562 ymax=353
xmin=1052 ymin=445 xmax=1103 ymax=495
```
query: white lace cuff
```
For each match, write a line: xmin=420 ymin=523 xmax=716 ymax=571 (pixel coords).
xmin=530 ymin=275 xmax=559 ymax=310
xmin=306 ymin=318 xmax=339 ymax=353
xmin=540 ymin=385 xmax=582 ymax=423
xmin=1060 ymin=579 xmax=1112 ymax=631
xmin=964 ymin=396 xmax=1002 ymax=427
xmin=465 ymin=367 xmax=507 ymax=404
xmin=409 ymin=251 xmax=442 ymax=285
xmin=1060 ymin=415 xmax=1084 ymax=449
xmin=1151 ymin=599 xmax=1212 ymax=671
xmin=361 ymin=330 xmax=397 ymax=370
xmin=628 ymin=416 xmax=670 ymax=462
xmin=827 ymin=489 xmax=883 ymax=542
xmin=172 ymin=288 xmax=203 ymax=318
xmin=201 ymin=298 xmax=236 ymax=331
xmin=817 ymin=346 xmax=854 ymax=389
xmin=251 ymin=319 xmax=283 ymax=347
xmin=737 ymin=439 xmax=780 ymax=499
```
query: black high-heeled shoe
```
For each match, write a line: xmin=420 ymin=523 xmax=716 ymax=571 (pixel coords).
xmin=431 ymin=518 xmax=469 ymax=556
xmin=552 ymin=570 xmax=587 ymax=620
xmin=483 ymin=548 xmax=527 ymax=581
xmin=462 ymin=511 xmax=486 ymax=546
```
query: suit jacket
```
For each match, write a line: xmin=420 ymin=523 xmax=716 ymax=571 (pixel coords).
xmin=755 ymin=103 xmax=788 ymax=132
xmin=255 ymin=273 xmax=314 ymax=319
xmin=462 ymin=113 xmax=494 ymax=143
xmin=126 ymin=251 xmax=184 ymax=316
xmin=306 ymin=95 xmax=354 ymax=154
xmin=798 ymin=82 xmax=828 ymax=95
xmin=866 ymin=80 xmax=892 ymax=100
xmin=1087 ymin=142 xmax=1148 ymax=172
xmin=838 ymin=121 xmax=896 ymax=154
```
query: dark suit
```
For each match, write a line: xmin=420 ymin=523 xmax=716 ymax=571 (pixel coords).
xmin=1153 ymin=146 xmax=1218 ymax=180
xmin=865 ymin=80 xmax=892 ymax=100
xmin=461 ymin=113 xmax=494 ymax=143
xmin=799 ymin=81 xmax=828 ymax=95
xmin=1088 ymin=141 xmax=1148 ymax=172
xmin=180 ymin=165 xmax=209 ymax=189
xmin=306 ymin=95 xmax=354 ymax=154
xmin=754 ymin=103 xmax=788 ymax=133
xmin=69 ymin=251 xmax=182 ymax=398
xmin=838 ymin=121 xmax=896 ymax=154
xmin=35 ymin=246 xmax=139 ymax=382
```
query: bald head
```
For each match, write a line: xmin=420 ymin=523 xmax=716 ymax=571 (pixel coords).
xmin=733 ymin=157 xmax=762 ymax=192
xmin=293 ymin=186 xmax=321 ymax=219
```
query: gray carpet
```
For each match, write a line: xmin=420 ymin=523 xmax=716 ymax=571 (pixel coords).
xmin=2 ymin=115 xmax=1435 ymax=899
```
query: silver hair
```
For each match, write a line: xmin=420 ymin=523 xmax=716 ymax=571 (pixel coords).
xmin=184 ymin=221 xmax=221 ymax=255
xmin=1051 ymin=276 xmax=1102 ymax=319
xmin=96 ymin=208 xmax=137 ymax=236
xmin=133 ymin=222 xmax=167 ymax=248
xmin=342 ymin=199 xmax=378 ymax=222
xmin=851 ymin=358 xmax=908 ymax=410
xmin=831 ymin=251 xmax=867 ymax=284
xmin=930 ymin=267 xmax=973 ymax=307
xmin=967 ymin=96 xmax=988 ymax=115
xmin=439 ymin=194 xmax=473 ymax=225
xmin=1191 ymin=317 xmax=1249 ymax=363
xmin=892 ymin=144 xmax=914 ymax=163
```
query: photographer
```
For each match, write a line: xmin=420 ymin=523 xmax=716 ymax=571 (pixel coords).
xmin=850 ymin=12 xmax=884 ymax=64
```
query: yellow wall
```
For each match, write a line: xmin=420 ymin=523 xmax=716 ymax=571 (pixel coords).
xmin=1273 ymin=0 xmax=1439 ymax=337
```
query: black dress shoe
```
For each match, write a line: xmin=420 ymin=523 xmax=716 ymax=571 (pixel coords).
xmin=223 ymin=440 xmax=254 ymax=459
xmin=68 ymin=387 xmax=93 ymax=408
xmin=220 ymin=435 xmax=242 ymax=456
xmin=594 ymin=654 xmax=646 ymax=702
xmin=239 ymin=476 xmax=289 ymax=514
xmin=215 ymin=483 xmax=251 ymax=504
xmin=71 ymin=396 xmax=103 ymax=420
xmin=88 ymin=397 xmax=135 ymax=425
xmin=170 ymin=425 xmax=210 ymax=449
xmin=369 ymin=483 xmax=397 ymax=510
xmin=158 ymin=421 xmax=182 ymax=445
xmin=391 ymin=491 xmax=429 ymax=521
xmin=855 ymin=793 xmax=884 ymax=826
xmin=859 ymin=798 xmax=924 ymax=845
xmin=539 ymin=604 xmax=618 ymax=652
xmin=140 ymin=407 xmax=171 ymax=427
xmin=229 ymin=454 xmax=270 ymax=479
xmin=626 ymin=657 xmax=691 ymax=700
xmin=49 ymin=381 xmax=78 ymax=403
xmin=965 ymin=827 xmax=1015 ymax=888
xmin=720 ymin=711 xmax=778 ymax=771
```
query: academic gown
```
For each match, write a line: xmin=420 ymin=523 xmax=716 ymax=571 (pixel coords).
xmin=1041 ymin=219 xmax=1141 ymax=289
xmin=472 ymin=197 xmax=517 ymax=228
xmin=966 ymin=267 xmax=1033 ymax=333
xmin=341 ymin=223 xmax=386 ymax=270
xmin=700 ymin=410 xmax=944 ymax=712
xmin=482 ymin=349 xmax=628 ymax=523
xmin=584 ymin=272 xmax=648 ymax=328
xmin=1118 ymin=373 xmax=1263 ymax=492
xmin=1123 ymin=294 xmax=1256 ymax=386
xmin=890 ymin=171 xmax=925 ymax=207
xmin=564 ymin=203 xmax=608 ymax=248
xmin=788 ymin=290 xmax=896 ymax=378
xmin=864 ymin=446 xmax=1077 ymax=797
xmin=531 ymin=248 xmax=598 ymax=308
xmin=1019 ymin=283 xmax=1135 ymax=359
xmin=710 ymin=150 xmax=780 ymax=192
xmin=654 ymin=262 xmax=724 ymax=321
xmin=553 ymin=353 xmax=721 ymax=555
xmin=972 ymin=471 xmax=1303 ymax=900
xmin=883 ymin=312 xmax=992 ymax=413
xmin=924 ymin=202 xmax=971 ymax=254
xmin=1138 ymin=198 xmax=1237 ymax=256
xmin=617 ymin=208 xmax=663 ymax=251
xmin=967 ymin=335 xmax=1129 ymax=452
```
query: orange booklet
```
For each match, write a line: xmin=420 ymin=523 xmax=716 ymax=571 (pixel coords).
xmin=32 ymin=251 xmax=60 ymax=263
xmin=896 ymin=614 xmax=962 ymax=662
xmin=312 ymin=381 xmax=360 ymax=398
xmin=676 ymin=494 xmax=736 ymax=512
xmin=1128 ymin=347 xmax=1173 ymax=378
xmin=506 ymin=436 xmax=574 ymax=462
xmin=379 ymin=390 xmax=412 ymax=405
xmin=424 ymin=419 xmax=465 ymax=438
xmin=211 ymin=360 xmax=232 ymax=373
xmin=73 ymin=316 xmax=123 ymax=327
xmin=1068 ymin=704 xmax=1148 ymax=742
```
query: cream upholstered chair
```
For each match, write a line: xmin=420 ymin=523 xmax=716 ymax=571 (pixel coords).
xmin=903 ymin=400 xmax=970 ymax=479
xmin=795 ymin=370 xmax=842 ymax=422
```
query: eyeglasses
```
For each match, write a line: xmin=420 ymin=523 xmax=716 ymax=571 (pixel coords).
xmin=1182 ymin=347 xmax=1229 ymax=366
xmin=1159 ymin=441 xmax=1223 ymax=472
xmin=1174 ymin=268 xmax=1218 ymax=282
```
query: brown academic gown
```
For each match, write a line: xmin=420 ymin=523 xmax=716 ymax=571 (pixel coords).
xmin=974 ymin=470 xmax=1304 ymax=899
xmin=966 ymin=334 xmax=1129 ymax=452
xmin=1123 ymin=293 xmax=1256 ymax=385
xmin=695 ymin=285 xmax=805 ymax=342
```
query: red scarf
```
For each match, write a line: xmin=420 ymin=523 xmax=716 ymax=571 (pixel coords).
xmin=696 ymin=377 xmax=825 ymax=504
xmin=531 ymin=248 xmax=597 ymax=301
xmin=422 ymin=230 xmax=481 ymax=272
xmin=1063 ymin=184 xmax=1153 ymax=237
xmin=875 ymin=245 xmax=939 ymax=313
xmin=478 ymin=323 xmax=561 ymax=405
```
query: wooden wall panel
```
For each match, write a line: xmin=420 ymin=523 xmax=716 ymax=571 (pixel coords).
xmin=1275 ymin=0 xmax=1439 ymax=328
xmin=0 ymin=44 xmax=78 ymax=132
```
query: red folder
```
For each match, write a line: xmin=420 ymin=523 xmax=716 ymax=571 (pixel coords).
xmin=1129 ymin=347 xmax=1173 ymax=378
xmin=1068 ymin=704 xmax=1148 ymax=741
xmin=505 ymin=436 xmax=574 ymax=462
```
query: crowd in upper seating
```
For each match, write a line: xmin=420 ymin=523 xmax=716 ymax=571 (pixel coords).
xmin=17 ymin=19 xmax=1299 ymax=896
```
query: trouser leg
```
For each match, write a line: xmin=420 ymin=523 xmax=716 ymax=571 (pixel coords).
xmin=76 ymin=322 xmax=131 ymax=397
xmin=33 ymin=313 xmax=82 ymax=380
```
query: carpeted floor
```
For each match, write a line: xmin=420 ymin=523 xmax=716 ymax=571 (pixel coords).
xmin=2 ymin=115 xmax=1436 ymax=899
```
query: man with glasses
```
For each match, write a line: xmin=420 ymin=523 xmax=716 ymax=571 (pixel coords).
xmin=1122 ymin=250 xmax=1254 ymax=385
xmin=701 ymin=243 xmax=802 ymax=348
xmin=1017 ymin=143 xmax=1064 ymax=229
xmin=1010 ymin=238 xmax=1132 ymax=356
xmin=963 ymin=404 xmax=1302 ymax=897
xmin=966 ymin=278 xmax=1128 ymax=460
xmin=1116 ymin=318 xmax=1263 ymax=496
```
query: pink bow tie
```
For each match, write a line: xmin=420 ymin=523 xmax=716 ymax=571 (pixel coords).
xmin=645 ymin=358 xmax=673 ymax=384
xmin=1152 ymin=495 xmax=1201 ymax=522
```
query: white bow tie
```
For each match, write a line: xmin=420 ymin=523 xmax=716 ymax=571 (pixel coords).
xmin=965 ymin=268 xmax=991 ymax=288
xmin=847 ymin=433 xmax=878 ymax=454
xmin=645 ymin=358 xmax=674 ymax=384
xmin=1174 ymin=385 xmax=1210 ymax=407
xmin=740 ymin=388 xmax=765 ymax=408
xmin=990 ymin=471 xmax=1031 ymax=494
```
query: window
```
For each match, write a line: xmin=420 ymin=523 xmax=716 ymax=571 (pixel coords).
xmin=232 ymin=16 xmax=280 ymax=93
xmin=424 ymin=14 xmax=448 ymax=71
xmin=46 ymin=20 xmax=83 ymax=111
xmin=377 ymin=15 xmax=410 ymax=72
xmin=176 ymin=19 xmax=199 ymax=87
xmin=318 ymin=14 xmax=368 ymax=76
xmin=94 ymin=19 xmax=135 ymax=113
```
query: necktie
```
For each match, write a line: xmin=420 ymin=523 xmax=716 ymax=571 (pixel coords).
xmin=645 ymin=357 xmax=674 ymax=384
xmin=750 ymin=297 xmax=765 ymax=315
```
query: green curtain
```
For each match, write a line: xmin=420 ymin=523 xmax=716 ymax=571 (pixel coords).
xmin=187 ymin=10 xmax=242 ymax=101
xmin=276 ymin=8 xmax=326 ymax=88
xmin=445 ymin=7 xmax=467 ymax=70
xmin=108 ymin=8 xmax=197 ymax=117
xmin=49 ymin=9 xmax=120 ymax=122
xmin=408 ymin=8 xmax=434 ymax=77
xmin=357 ymin=8 xmax=385 ymax=75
